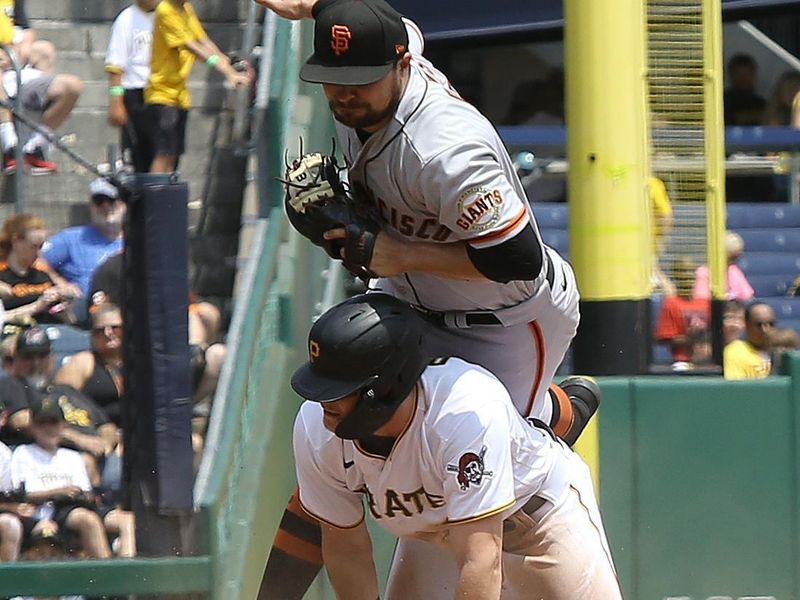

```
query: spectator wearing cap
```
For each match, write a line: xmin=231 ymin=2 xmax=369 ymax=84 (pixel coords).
xmin=0 ymin=327 xmax=118 ymax=482
xmin=10 ymin=395 xmax=112 ymax=559
xmin=41 ymin=178 xmax=125 ymax=304
xmin=145 ymin=0 xmax=252 ymax=173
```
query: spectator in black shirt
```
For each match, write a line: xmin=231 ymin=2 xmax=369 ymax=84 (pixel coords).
xmin=0 ymin=327 xmax=118 ymax=488
xmin=0 ymin=213 xmax=77 ymax=324
xmin=724 ymin=53 xmax=766 ymax=126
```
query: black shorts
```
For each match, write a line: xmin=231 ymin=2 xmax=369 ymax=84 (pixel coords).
xmin=122 ymin=88 xmax=156 ymax=173
xmin=20 ymin=501 xmax=108 ymax=549
xmin=148 ymin=103 xmax=188 ymax=159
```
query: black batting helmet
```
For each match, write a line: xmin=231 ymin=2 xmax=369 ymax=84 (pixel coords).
xmin=291 ymin=293 xmax=429 ymax=439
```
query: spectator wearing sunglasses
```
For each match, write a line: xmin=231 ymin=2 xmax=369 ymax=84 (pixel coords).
xmin=723 ymin=301 xmax=776 ymax=380
xmin=54 ymin=304 xmax=124 ymax=427
xmin=0 ymin=213 xmax=77 ymax=324
xmin=41 ymin=179 xmax=125 ymax=304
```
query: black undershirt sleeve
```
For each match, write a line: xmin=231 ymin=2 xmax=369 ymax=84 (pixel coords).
xmin=465 ymin=224 xmax=544 ymax=284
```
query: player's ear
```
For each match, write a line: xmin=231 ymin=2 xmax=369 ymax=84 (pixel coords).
xmin=398 ymin=52 xmax=412 ymax=71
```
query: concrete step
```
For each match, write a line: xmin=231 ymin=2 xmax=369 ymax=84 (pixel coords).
xmin=30 ymin=20 xmax=247 ymax=55
xmin=55 ymin=51 xmax=216 ymax=85
xmin=26 ymin=0 xmax=252 ymax=23
xmin=75 ymin=80 xmax=230 ymax=109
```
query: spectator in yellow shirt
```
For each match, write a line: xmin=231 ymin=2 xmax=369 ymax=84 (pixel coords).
xmin=649 ymin=176 xmax=675 ymax=296
xmin=723 ymin=302 xmax=775 ymax=379
xmin=145 ymin=0 xmax=252 ymax=173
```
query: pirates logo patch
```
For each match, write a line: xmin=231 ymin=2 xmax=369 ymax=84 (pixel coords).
xmin=447 ymin=445 xmax=494 ymax=491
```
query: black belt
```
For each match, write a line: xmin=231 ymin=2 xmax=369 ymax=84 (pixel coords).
xmin=414 ymin=306 xmax=502 ymax=327
xmin=521 ymin=494 xmax=547 ymax=516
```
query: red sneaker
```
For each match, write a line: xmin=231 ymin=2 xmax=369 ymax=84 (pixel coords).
xmin=24 ymin=149 xmax=58 ymax=175
xmin=3 ymin=152 xmax=16 ymax=175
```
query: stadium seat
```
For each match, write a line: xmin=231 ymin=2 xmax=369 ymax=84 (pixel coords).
xmin=748 ymin=274 xmax=794 ymax=297
xmin=738 ymin=252 xmax=800 ymax=276
xmin=532 ymin=204 xmax=569 ymax=229
xmin=726 ymin=203 xmax=800 ymax=229
xmin=43 ymin=324 xmax=91 ymax=369
xmin=540 ymin=229 xmax=569 ymax=255
xmin=736 ymin=229 xmax=800 ymax=253
xmin=757 ymin=296 xmax=800 ymax=319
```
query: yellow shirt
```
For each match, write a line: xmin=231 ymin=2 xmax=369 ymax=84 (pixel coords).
xmin=0 ymin=12 xmax=12 ymax=46
xmin=723 ymin=339 xmax=771 ymax=380
xmin=0 ymin=0 xmax=15 ymax=24
xmin=145 ymin=0 xmax=206 ymax=109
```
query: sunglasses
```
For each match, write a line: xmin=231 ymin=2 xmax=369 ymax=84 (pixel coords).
xmin=92 ymin=324 xmax=123 ymax=336
xmin=91 ymin=195 xmax=118 ymax=205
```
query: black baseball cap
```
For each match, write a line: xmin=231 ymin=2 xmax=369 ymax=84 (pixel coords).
xmin=300 ymin=0 xmax=409 ymax=86
xmin=30 ymin=395 xmax=65 ymax=423
xmin=16 ymin=327 xmax=51 ymax=356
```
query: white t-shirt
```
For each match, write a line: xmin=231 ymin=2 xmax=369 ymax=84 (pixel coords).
xmin=10 ymin=444 xmax=92 ymax=493
xmin=105 ymin=3 xmax=154 ymax=89
xmin=294 ymin=358 xmax=575 ymax=541
xmin=2 ymin=66 xmax=44 ymax=99
xmin=0 ymin=441 xmax=12 ymax=492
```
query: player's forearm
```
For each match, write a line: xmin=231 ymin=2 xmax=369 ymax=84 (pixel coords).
xmin=385 ymin=237 xmax=487 ymax=281
xmin=321 ymin=523 xmax=379 ymax=600
xmin=323 ymin=553 xmax=379 ymax=600
xmin=253 ymin=0 xmax=317 ymax=20
xmin=453 ymin=556 xmax=502 ymax=600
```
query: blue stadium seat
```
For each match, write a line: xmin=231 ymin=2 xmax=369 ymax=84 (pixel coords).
xmin=540 ymin=229 xmax=569 ymax=255
xmin=779 ymin=319 xmax=800 ymax=335
xmin=726 ymin=203 xmax=800 ymax=229
xmin=736 ymin=229 xmax=800 ymax=253
xmin=759 ymin=297 xmax=800 ymax=319
xmin=652 ymin=343 xmax=673 ymax=366
xmin=532 ymin=204 xmax=568 ymax=229
xmin=748 ymin=274 xmax=794 ymax=297
xmin=738 ymin=252 xmax=800 ymax=276
xmin=43 ymin=324 xmax=90 ymax=370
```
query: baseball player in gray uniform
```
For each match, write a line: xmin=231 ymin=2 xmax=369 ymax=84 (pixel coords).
xmin=291 ymin=294 xmax=622 ymax=599
xmin=254 ymin=0 xmax=598 ymax=597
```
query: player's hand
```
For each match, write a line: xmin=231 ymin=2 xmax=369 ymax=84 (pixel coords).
xmin=325 ymin=228 xmax=404 ymax=277
xmin=107 ymin=97 xmax=128 ymax=128
xmin=253 ymin=0 xmax=317 ymax=19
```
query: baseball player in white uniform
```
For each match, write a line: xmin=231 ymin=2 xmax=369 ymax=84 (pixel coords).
xmin=254 ymin=0 xmax=598 ymax=597
xmin=291 ymin=294 xmax=621 ymax=599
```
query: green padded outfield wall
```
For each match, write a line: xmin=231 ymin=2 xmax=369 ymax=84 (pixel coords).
xmin=599 ymin=352 xmax=800 ymax=600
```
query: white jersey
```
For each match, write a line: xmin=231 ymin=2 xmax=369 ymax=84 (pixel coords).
xmin=0 ymin=441 xmax=12 ymax=492
xmin=294 ymin=358 xmax=575 ymax=541
xmin=10 ymin=444 xmax=92 ymax=494
xmin=105 ymin=4 xmax=154 ymax=89
xmin=337 ymin=20 xmax=545 ymax=313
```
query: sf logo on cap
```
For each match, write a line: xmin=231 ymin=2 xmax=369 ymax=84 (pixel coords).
xmin=331 ymin=24 xmax=351 ymax=56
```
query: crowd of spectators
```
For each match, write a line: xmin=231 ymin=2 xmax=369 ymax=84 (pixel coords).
xmin=655 ymin=229 xmax=799 ymax=376
xmin=0 ymin=0 xmax=244 ymax=572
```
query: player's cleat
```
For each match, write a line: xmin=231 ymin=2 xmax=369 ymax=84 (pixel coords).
xmin=552 ymin=376 xmax=601 ymax=446
xmin=24 ymin=149 xmax=58 ymax=175
xmin=3 ymin=151 xmax=16 ymax=175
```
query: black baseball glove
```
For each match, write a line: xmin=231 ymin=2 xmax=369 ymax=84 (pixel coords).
xmin=282 ymin=152 xmax=379 ymax=280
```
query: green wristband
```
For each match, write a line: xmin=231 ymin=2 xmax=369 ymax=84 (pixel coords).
xmin=206 ymin=54 xmax=220 ymax=68
xmin=109 ymin=86 xmax=125 ymax=97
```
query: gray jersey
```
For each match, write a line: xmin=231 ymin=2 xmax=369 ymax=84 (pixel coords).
xmin=337 ymin=21 xmax=545 ymax=313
